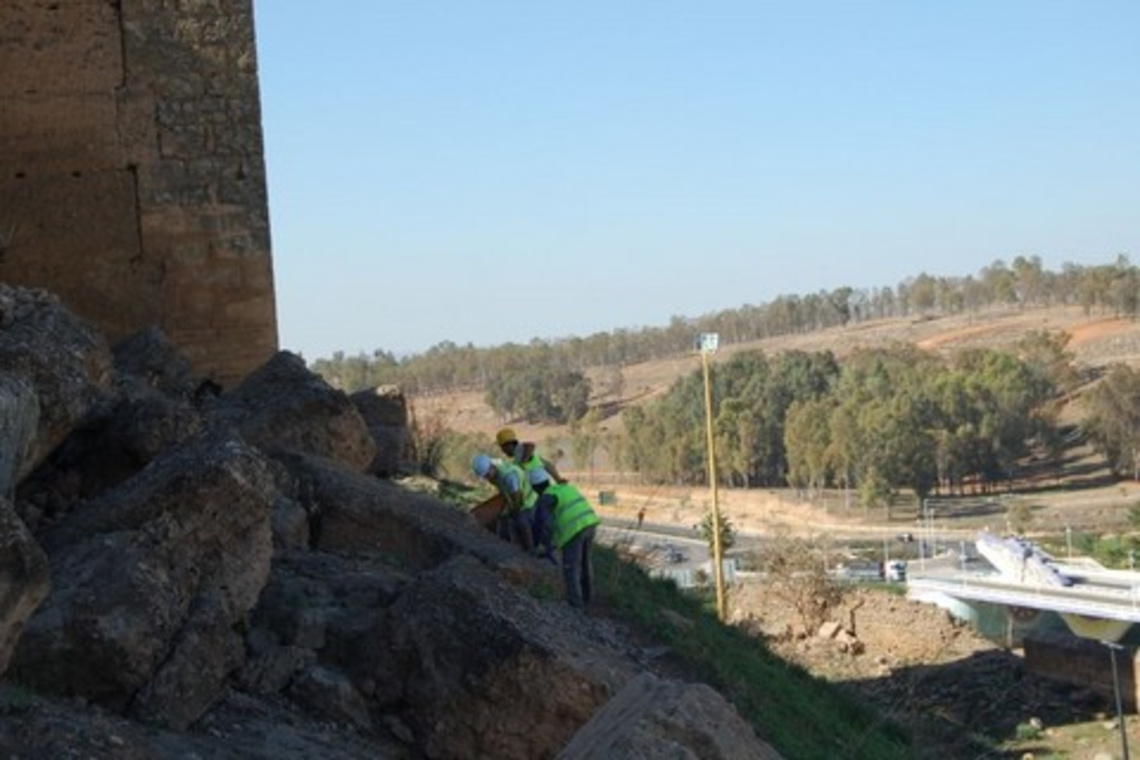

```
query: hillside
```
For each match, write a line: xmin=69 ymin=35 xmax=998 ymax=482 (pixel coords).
xmin=415 ymin=303 xmax=1140 ymax=447
xmin=412 ymin=304 xmax=1140 ymax=541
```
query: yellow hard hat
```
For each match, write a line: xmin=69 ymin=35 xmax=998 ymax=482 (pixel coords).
xmin=496 ymin=428 xmax=518 ymax=446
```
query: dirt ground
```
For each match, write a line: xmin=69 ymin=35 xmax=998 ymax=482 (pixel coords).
xmin=731 ymin=583 xmax=1132 ymax=759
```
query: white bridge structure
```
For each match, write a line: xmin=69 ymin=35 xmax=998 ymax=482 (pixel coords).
xmin=908 ymin=530 xmax=1140 ymax=644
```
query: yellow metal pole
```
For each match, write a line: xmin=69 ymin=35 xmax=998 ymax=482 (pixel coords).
xmin=702 ymin=349 xmax=726 ymax=621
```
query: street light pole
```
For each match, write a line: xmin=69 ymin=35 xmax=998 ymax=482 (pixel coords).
xmin=698 ymin=333 xmax=726 ymax=621
xmin=1105 ymin=640 xmax=1132 ymax=760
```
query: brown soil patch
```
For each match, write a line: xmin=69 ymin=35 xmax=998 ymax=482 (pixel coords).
xmin=729 ymin=584 xmax=1131 ymax=758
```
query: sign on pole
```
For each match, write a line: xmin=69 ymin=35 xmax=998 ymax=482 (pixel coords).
xmin=697 ymin=332 xmax=719 ymax=353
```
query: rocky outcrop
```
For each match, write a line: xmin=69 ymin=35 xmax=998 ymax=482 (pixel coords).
xmin=350 ymin=384 xmax=410 ymax=477
xmin=0 ymin=285 xmax=781 ymax=758
xmin=16 ymin=377 xmax=205 ymax=528
xmin=0 ymin=285 xmax=113 ymax=484
xmin=216 ymin=351 xmax=376 ymax=473
xmin=387 ymin=555 xmax=636 ymax=759
xmin=10 ymin=431 xmax=276 ymax=729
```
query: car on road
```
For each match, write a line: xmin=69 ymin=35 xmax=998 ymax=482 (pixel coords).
xmin=883 ymin=559 xmax=907 ymax=582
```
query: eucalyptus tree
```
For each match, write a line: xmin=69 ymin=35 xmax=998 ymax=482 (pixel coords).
xmin=784 ymin=397 xmax=835 ymax=496
xmin=948 ymin=347 xmax=1059 ymax=489
xmin=1084 ymin=364 xmax=1140 ymax=480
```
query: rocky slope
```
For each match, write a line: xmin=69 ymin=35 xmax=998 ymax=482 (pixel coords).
xmin=0 ymin=284 xmax=777 ymax=759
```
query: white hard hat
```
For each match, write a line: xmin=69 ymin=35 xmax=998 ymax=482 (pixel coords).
xmin=527 ymin=467 xmax=551 ymax=486
xmin=472 ymin=454 xmax=493 ymax=478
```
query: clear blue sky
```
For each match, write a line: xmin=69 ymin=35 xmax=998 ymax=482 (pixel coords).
xmin=253 ymin=1 xmax=1140 ymax=362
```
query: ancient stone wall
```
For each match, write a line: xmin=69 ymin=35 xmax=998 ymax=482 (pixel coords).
xmin=0 ymin=0 xmax=277 ymax=387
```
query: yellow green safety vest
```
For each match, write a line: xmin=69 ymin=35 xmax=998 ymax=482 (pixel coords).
xmin=495 ymin=460 xmax=536 ymax=511
xmin=546 ymin=483 xmax=600 ymax=548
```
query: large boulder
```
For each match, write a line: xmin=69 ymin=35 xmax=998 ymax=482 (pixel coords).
xmin=557 ymin=673 xmax=783 ymax=759
xmin=0 ymin=285 xmax=113 ymax=484
xmin=274 ymin=451 xmax=538 ymax=577
xmin=0 ymin=497 xmax=50 ymax=677
xmin=10 ymin=432 xmax=277 ymax=728
xmin=216 ymin=351 xmax=376 ymax=473
xmin=15 ymin=377 xmax=203 ymax=527
xmin=386 ymin=555 xmax=637 ymax=760
xmin=349 ymin=384 xmax=410 ymax=477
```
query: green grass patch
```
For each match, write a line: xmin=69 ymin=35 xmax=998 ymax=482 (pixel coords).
xmin=593 ymin=545 xmax=915 ymax=759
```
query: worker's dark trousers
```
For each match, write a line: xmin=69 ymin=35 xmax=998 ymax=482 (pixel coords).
xmin=506 ymin=509 xmax=534 ymax=553
xmin=561 ymin=524 xmax=597 ymax=609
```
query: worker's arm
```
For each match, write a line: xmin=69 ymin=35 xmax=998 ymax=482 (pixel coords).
xmin=541 ymin=457 xmax=568 ymax=484
xmin=500 ymin=470 xmax=524 ymax=511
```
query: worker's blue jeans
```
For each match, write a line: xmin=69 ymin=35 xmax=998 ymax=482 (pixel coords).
xmin=561 ymin=524 xmax=597 ymax=609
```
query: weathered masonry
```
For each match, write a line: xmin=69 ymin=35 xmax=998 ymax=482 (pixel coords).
xmin=0 ymin=0 xmax=277 ymax=386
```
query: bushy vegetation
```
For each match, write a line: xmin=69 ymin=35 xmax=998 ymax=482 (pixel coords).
xmin=622 ymin=333 xmax=1070 ymax=505
xmin=1083 ymin=364 xmax=1140 ymax=480
xmin=405 ymin=403 xmax=486 ymax=481
xmin=483 ymin=364 xmax=590 ymax=424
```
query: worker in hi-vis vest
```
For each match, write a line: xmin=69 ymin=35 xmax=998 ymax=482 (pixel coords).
xmin=472 ymin=453 xmax=535 ymax=553
xmin=528 ymin=467 xmax=600 ymax=609
xmin=495 ymin=427 xmax=568 ymax=484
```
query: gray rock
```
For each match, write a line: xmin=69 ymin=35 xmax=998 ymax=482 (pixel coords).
xmin=235 ymin=644 xmax=316 ymax=695
xmin=388 ymin=555 xmax=637 ymax=760
xmin=11 ymin=432 xmax=276 ymax=728
xmin=349 ymin=385 xmax=410 ymax=477
xmin=16 ymin=376 xmax=203 ymax=519
xmin=0 ymin=497 xmax=50 ymax=676
xmin=557 ymin=672 xmax=783 ymax=760
xmin=247 ymin=550 xmax=410 ymax=707
xmin=216 ymin=351 xmax=377 ymax=473
xmin=0 ymin=372 xmax=38 ymax=499
xmin=276 ymin=451 xmax=540 ymax=578
xmin=112 ymin=326 xmax=199 ymax=399
xmin=287 ymin=665 xmax=374 ymax=731
xmin=0 ymin=285 xmax=113 ymax=483
xmin=271 ymin=495 xmax=311 ymax=552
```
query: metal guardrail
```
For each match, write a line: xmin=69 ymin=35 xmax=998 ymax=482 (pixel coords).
xmin=908 ymin=573 xmax=1140 ymax=623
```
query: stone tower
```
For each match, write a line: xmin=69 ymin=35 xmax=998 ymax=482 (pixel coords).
xmin=0 ymin=0 xmax=277 ymax=387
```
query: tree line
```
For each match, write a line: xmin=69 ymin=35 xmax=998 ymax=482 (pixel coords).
xmin=621 ymin=333 xmax=1080 ymax=505
xmin=311 ymin=256 xmax=1140 ymax=404
xmin=616 ymin=328 xmax=1140 ymax=505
